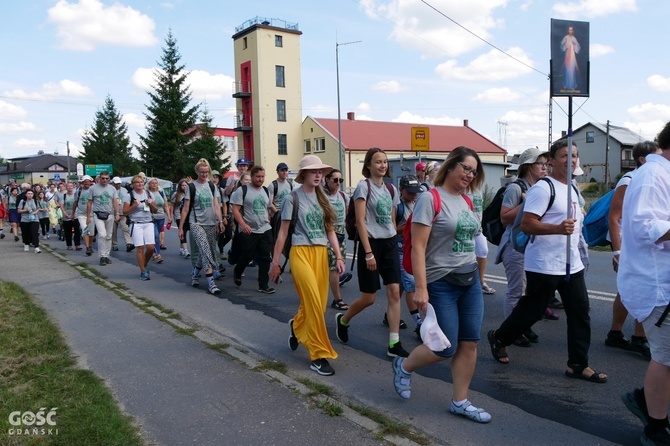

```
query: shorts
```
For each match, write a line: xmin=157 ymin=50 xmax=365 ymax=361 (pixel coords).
xmin=130 ymin=222 xmax=155 ymax=247
xmin=77 ymin=215 xmax=94 ymax=236
xmin=641 ymin=305 xmax=670 ymax=367
xmin=8 ymin=208 xmax=19 ymax=223
xmin=428 ymin=271 xmax=484 ymax=358
xmin=357 ymin=236 xmax=400 ymax=294
xmin=398 ymin=243 xmax=415 ymax=293
xmin=327 ymin=234 xmax=346 ymax=271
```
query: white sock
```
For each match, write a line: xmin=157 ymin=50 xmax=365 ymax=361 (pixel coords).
xmin=389 ymin=332 xmax=399 ymax=345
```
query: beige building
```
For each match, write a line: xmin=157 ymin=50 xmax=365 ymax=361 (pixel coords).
xmin=232 ymin=17 xmax=304 ymax=173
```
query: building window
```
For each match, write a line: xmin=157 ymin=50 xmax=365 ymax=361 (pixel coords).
xmin=304 ymin=139 xmax=311 ymax=153
xmin=586 ymin=131 xmax=595 ymax=143
xmin=314 ymin=137 xmax=326 ymax=153
xmin=278 ymin=134 xmax=287 ymax=155
xmin=275 ymin=66 xmax=285 ymax=87
xmin=275 ymin=35 xmax=283 ymax=47
xmin=277 ymin=100 xmax=286 ymax=122
xmin=243 ymin=37 xmax=247 ymax=49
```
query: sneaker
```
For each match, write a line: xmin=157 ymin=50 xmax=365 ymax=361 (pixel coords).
xmin=112 ymin=245 xmax=119 ymax=251
xmin=543 ymin=307 xmax=559 ymax=320
xmin=288 ymin=319 xmax=299 ymax=351
xmin=105 ymin=257 xmax=112 ymax=264
xmin=15 ymin=236 xmax=19 ymax=242
xmin=140 ymin=271 xmax=150 ymax=281
xmin=630 ymin=336 xmax=652 ymax=360
xmin=34 ymin=247 xmax=41 ymax=254
xmin=99 ymin=258 xmax=106 ymax=266
xmin=387 ymin=341 xmax=409 ymax=358
xmin=392 ymin=357 xmax=411 ymax=399
xmin=190 ymin=277 xmax=200 ymax=287
xmin=642 ymin=426 xmax=670 ymax=446
xmin=218 ymin=263 xmax=226 ymax=273
xmin=192 ymin=267 xmax=202 ymax=279
xmin=383 ymin=313 xmax=407 ymax=329
xmin=179 ymin=248 xmax=186 ymax=257
xmin=449 ymin=400 xmax=492 ymax=423
xmin=24 ymin=245 xmax=29 ymax=252
xmin=233 ymin=275 xmax=242 ymax=286
xmin=548 ymin=296 xmax=564 ymax=309
xmin=338 ymin=272 xmax=353 ymax=287
xmin=0 ymin=233 xmax=5 ymax=239
xmin=184 ymin=251 xmax=190 ymax=259
xmin=208 ymin=282 xmax=221 ymax=295
xmin=335 ymin=313 xmax=349 ymax=343
xmin=523 ymin=328 xmax=539 ymax=343
xmin=621 ymin=388 xmax=649 ymax=426
xmin=126 ymin=244 xmax=135 ymax=252
xmin=258 ymin=287 xmax=275 ymax=294
xmin=86 ymin=246 xmax=93 ymax=256
xmin=46 ymin=233 xmax=50 ymax=239
xmin=213 ymin=270 xmax=223 ymax=280
xmin=310 ymin=358 xmax=335 ymax=376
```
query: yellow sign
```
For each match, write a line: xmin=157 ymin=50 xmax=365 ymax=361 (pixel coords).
xmin=411 ymin=127 xmax=429 ymax=151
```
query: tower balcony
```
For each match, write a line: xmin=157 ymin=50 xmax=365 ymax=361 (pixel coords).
xmin=233 ymin=113 xmax=253 ymax=132
xmin=232 ymin=80 xmax=251 ymax=98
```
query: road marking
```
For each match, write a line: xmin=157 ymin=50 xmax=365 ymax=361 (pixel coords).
xmin=484 ymin=274 xmax=615 ymax=302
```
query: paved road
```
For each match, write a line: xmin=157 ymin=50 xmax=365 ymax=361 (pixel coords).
xmin=2 ymin=225 xmax=647 ymax=445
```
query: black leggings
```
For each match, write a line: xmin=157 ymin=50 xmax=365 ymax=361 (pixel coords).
xmin=20 ymin=221 xmax=40 ymax=247
xmin=39 ymin=217 xmax=50 ymax=236
xmin=62 ymin=219 xmax=81 ymax=247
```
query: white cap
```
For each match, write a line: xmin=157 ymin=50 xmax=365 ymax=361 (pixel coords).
xmin=111 ymin=176 xmax=122 ymax=184
xmin=420 ymin=303 xmax=451 ymax=351
xmin=81 ymin=175 xmax=93 ymax=182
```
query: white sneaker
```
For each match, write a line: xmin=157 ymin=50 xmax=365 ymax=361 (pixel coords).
xmin=24 ymin=245 xmax=30 ymax=252
xmin=34 ymin=247 xmax=41 ymax=254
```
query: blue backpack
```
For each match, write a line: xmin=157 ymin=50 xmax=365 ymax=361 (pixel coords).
xmin=582 ymin=174 xmax=631 ymax=247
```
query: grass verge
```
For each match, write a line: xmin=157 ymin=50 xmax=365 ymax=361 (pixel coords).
xmin=0 ymin=280 xmax=143 ymax=446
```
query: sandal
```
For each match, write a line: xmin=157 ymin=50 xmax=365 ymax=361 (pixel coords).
xmin=565 ymin=365 xmax=607 ymax=384
xmin=487 ymin=330 xmax=509 ymax=364
xmin=330 ymin=299 xmax=349 ymax=310
xmin=153 ymin=254 xmax=164 ymax=264
xmin=481 ymin=283 xmax=496 ymax=294
xmin=160 ymin=245 xmax=167 ymax=250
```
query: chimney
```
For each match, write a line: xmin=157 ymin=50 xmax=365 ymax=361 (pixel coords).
xmin=463 ymin=119 xmax=469 ymax=127
xmin=347 ymin=112 xmax=355 ymax=121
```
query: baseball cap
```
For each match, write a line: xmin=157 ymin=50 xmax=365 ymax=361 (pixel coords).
xmin=111 ymin=176 xmax=122 ymax=184
xmin=211 ymin=170 xmax=222 ymax=178
xmin=81 ymin=175 xmax=93 ymax=182
xmin=276 ymin=162 xmax=289 ymax=171
xmin=236 ymin=158 xmax=250 ymax=166
xmin=415 ymin=162 xmax=426 ymax=172
xmin=399 ymin=175 xmax=422 ymax=193
xmin=420 ymin=303 xmax=451 ymax=351
xmin=518 ymin=148 xmax=545 ymax=165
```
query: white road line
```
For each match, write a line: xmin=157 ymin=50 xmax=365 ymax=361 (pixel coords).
xmin=484 ymin=275 xmax=616 ymax=302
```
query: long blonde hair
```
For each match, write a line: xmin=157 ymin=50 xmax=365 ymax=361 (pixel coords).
xmin=195 ymin=158 xmax=213 ymax=181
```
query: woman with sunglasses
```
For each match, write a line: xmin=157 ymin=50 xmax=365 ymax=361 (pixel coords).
xmin=323 ymin=169 xmax=351 ymax=311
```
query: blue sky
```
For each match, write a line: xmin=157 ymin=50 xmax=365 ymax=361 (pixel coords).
xmin=1 ymin=0 xmax=669 ymax=161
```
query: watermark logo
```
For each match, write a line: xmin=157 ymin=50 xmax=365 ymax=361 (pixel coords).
xmin=7 ymin=407 xmax=59 ymax=436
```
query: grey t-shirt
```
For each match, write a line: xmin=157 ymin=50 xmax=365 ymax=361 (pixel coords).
xmin=116 ymin=187 xmax=129 ymax=214
xmin=500 ymin=179 xmax=529 ymax=246
xmin=151 ymin=190 xmax=167 ymax=220
xmin=281 ymin=189 xmax=328 ymax=246
xmin=60 ymin=192 xmax=76 ymax=221
xmin=19 ymin=199 xmax=38 ymax=223
xmin=74 ymin=188 xmax=92 ymax=218
xmin=188 ymin=181 xmax=220 ymax=226
xmin=123 ymin=190 xmax=153 ymax=224
xmin=413 ymin=188 xmax=479 ymax=283
xmin=88 ymin=183 xmax=116 ymax=213
xmin=327 ymin=190 xmax=349 ymax=235
xmin=270 ymin=179 xmax=294 ymax=211
xmin=230 ymin=185 xmax=271 ymax=234
xmin=352 ymin=179 xmax=400 ymax=240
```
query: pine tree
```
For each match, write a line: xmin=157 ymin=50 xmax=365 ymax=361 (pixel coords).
xmin=80 ymin=95 xmax=139 ymax=176
xmin=138 ymin=30 xmax=199 ymax=181
xmin=186 ymin=106 xmax=231 ymax=174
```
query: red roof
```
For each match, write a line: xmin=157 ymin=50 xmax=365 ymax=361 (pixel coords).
xmin=312 ymin=117 xmax=506 ymax=154
xmin=183 ymin=124 xmax=237 ymax=138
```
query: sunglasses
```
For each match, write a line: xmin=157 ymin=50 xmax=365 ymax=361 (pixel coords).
xmin=198 ymin=171 xmax=210 ymax=175
xmin=331 ymin=178 xmax=344 ymax=183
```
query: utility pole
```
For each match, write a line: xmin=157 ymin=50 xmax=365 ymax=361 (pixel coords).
xmin=66 ymin=141 xmax=71 ymax=180
xmin=336 ymin=39 xmax=361 ymax=188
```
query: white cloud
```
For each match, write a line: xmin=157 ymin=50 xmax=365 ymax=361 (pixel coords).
xmin=496 ymin=107 xmax=549 ymax=152
xmin=553 ymin=0 xmax=637 ymax=18
xmin=357 ymin=102 xmax=372 ymax=112
xmin=123 ymin=113 xmax=147 ymax=132
xmin=590 ymin=43 xmax=614 ymax=57
xmin=392 ymin=111 xmax=462 ymax=126
xmin=626 ymin=102 xmax=670 ymax=122
xmin=621 ymin=120 xmax=662 ymax=141
xmin=472 ymin=87 xmax=521 ymax=102
xmin=435 ymin=47 xmax=533 ymax=81
xmin=519 ymin=0 xmax=533 ymax=11
xmin=360 ymin=0 xmax=509 ymax=58
xmin=131 ymin=67 xmax=233 ymax=100
xmin=42 ymin=79 xmax=93 ymax=97
xmin=2 ymin=90 xmax=46 ymax=101
xmin=14 ymin=138 xmax=47 ymax=148
xmin=0 ymin=100 xmax=28 ymax=120
xmin=0 ymin=122 xmax=38 ymax=135
xmin=647 ymin=75 xmax=670 ymax=93
xmin=372 ymin=80 xmax=403 ymax=93
xmin=47 ymin=0 xmax=158 ymax=51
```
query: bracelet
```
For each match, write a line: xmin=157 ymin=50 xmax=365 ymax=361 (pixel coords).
xmin=336 ymin=257 xmax=344 ymax=261
xmin=365 ymin=251 xmax=373 ymax=255
xmin=365 ymin=255 xmax=374 ymax=261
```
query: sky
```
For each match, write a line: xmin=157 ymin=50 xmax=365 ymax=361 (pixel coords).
xmin=2 ymin=0 xmax=669 ymax=162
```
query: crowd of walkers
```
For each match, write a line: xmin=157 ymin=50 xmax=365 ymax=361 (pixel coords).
xmin=2 ymin=128 xmax=669 ymax=442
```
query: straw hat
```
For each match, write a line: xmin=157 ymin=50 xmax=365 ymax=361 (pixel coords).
xmin=295 ymin=155 xmax=333 ymax=184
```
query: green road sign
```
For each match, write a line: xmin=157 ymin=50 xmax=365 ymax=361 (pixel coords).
xmin=85 ymin=164 xmax=113 ymax=176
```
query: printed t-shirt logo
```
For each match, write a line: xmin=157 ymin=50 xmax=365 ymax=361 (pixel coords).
xmin=375 ymin=193 xmax=392 ymax=225
xmin=252 ymin=195 xmax=267 ymax=215
xmin=305 ymin=203 xmax=326 ymax=239
xmin=198 ymin=188 xmax=213 ymax=210
xmin=452 ymin=211 xmax=478 ymax=253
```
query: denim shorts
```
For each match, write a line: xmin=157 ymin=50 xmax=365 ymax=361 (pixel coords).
xmin=398 ymin=248 xmax=415 ymax=293
xmin=428 ymin=270 xmax=484 ymax=358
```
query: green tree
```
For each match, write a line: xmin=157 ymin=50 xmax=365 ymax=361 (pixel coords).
xmin=138 ymin=30 xmax=199 ymax=181
xmin=80 ymin=95 xmax=139 ymax=176
xmin=186 ymin=106 xmax=231 ymax=174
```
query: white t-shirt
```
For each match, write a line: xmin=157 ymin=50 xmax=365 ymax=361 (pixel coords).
xmin=523 ymin=177 xmax=584 ymax=275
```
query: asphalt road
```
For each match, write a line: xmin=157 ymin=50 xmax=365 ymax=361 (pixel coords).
xmin=25 ymin=226 xmax=650 ymax=445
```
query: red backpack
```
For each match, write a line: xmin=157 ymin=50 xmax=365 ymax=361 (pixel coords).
xmin=402 ymin=189 xmax=473 ymax=275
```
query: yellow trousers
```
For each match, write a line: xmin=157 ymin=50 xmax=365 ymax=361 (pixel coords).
xmin=290 ymin=245 xmax=338 ymax=361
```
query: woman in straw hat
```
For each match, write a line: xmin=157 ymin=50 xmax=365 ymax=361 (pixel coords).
xmin=269 ymin=155 xmax=345 ymax=376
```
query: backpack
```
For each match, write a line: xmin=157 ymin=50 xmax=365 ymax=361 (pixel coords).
xmin=581 ymin=174 xmax=631 ymax=247
xmin=402 ymin=189 xmax=473 ymax=275
xmin=510 ymin=177 xmax=579 ymax=253
xmin=183 ymin=181 xmax=216 ymax=232
xmin=278 ymin=190 xmax=300 ymax=273
xmin=482 ymin=179 xmax=527 ymax=246
xmin=345 ymin=179 xmax=395 ymax=241
xmin=271 ymin=179 xmax=294 ymax=201
xmin=125 ymin=189 xmax=154 ymax=226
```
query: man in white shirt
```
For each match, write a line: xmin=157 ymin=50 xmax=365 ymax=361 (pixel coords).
xmin=488 ymin=141 xmax=606 ymax=384
xmin=619 ymin=121 xmax=670 ymax=445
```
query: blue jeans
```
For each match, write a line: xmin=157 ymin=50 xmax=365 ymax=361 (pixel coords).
xmin=153 ymin=218 xmax=165 ymax=254
xmin=428 ymin=271 xmax=484 ymax=358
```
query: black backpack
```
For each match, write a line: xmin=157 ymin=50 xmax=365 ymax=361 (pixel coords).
xmin=482 ymin=179 xmax=527 ymax=246
xmin=183 ymin=181 xmax=216 ymax=232
xmin=345 ymin=179 xmax=395 ymax=241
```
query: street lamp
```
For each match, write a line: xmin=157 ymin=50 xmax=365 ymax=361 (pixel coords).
xmin=336 ymin=39 xmax=361 ymax=188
